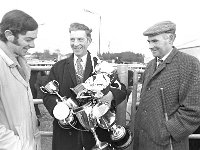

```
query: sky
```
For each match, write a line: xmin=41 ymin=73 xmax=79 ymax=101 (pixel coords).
xmin=0 ymin=0 xmax=200 ymax=61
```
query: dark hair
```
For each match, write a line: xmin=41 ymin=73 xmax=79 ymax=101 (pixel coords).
xmin=0 ymin=9 xmax=38 ymax=42
xmin=69 ymin=22 xmax=92 ymax=39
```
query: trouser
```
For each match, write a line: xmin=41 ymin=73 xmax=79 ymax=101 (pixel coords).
xmin=52 ymin=121 xmax=111 ymax=150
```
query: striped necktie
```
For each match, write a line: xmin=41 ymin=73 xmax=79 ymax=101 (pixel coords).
xmin=76 ymin=58 xmax=84 ymax=84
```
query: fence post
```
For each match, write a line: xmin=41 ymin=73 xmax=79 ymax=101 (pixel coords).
xmin=126 ymin=70 xmax=138 ymax=150
xmin=116 ymin=64 xmax=128 ymax=126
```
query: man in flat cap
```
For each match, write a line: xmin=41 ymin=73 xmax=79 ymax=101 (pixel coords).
xmin=143 ymin=21 xmax=176 ymax=36
xmin=133 ymin=21 xmax=200 ymax=150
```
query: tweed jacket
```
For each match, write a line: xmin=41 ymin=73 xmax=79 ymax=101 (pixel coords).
xmin=133 ymin=48 xmax=200 ymax=150
xmin=43 ymin=52 xmax=127 ymax=150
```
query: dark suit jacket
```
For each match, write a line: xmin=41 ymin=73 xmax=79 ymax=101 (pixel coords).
xmin=43 ymin=52 xmax=127 ymax=150
xmin=133 ymin=48 xmax=200 ymax=150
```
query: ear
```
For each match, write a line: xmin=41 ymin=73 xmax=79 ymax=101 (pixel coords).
xmin=87 ymin=37 xmax=92 ymax=44
xmin=168 ymin=34 xmax=175 ymax=44
xmin=4 ymin=30 xmax=14 ymax=42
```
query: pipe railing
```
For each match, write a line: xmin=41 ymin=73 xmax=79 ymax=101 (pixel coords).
xmin=31 ymin=65 xmax=200 ymax=141
xmin=34 ymin=98 xmax=200 ymax=139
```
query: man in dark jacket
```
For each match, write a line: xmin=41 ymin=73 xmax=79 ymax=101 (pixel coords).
xmin=43 ymin=22 xmax=127 ymax=150
xmin=133 ymin=21 xmax=200 ymax=150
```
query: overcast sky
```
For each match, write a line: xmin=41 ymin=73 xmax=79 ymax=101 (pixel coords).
xmin=0 ymin=0 xmax=200 ymax=60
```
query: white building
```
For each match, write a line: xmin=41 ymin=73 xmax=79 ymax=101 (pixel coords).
xmin=179 ymin=46 xmax=200 ymax=61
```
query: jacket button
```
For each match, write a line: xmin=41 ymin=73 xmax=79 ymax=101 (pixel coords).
xmin=147 ymin=87 xmax=151 ymax=90
xmin=69 ymin=131 xmax=72 ymax=136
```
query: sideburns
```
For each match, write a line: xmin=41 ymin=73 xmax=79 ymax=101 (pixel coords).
xmin=12 ymin=36 xmax=20 ymax=46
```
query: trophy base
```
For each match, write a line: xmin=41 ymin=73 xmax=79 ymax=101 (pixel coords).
xmin=92 ymin=142 xmax=109 ymax=150
xmin=111 ymin=125 xmax=126 ymax=141
xmin=58 ymin=116 xmax=77 ymax=129
xmin=111 ymin=128 xmax=133 ymax=149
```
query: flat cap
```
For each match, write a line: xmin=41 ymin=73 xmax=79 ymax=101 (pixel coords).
xmin=143 ymin=21 xmax=176 ymax=36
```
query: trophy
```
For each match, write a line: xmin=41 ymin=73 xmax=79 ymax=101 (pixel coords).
xmin=92 ymin=101 xmax=110 ymax=118
xmin=74 ymin=102 xmax=109 ymax=150
xmin=40 ymin=80 xmax=78 ymax=129
xmin=52 ymin=101 xmax=76 ymax=129
xmin=97 ymin=110 xmax=133 ymax=149
xmin=71 ymin=83 xmax=110 ymax=119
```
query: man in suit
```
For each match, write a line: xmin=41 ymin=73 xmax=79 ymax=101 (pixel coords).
xmin=43 ymin=22 xmax=127 ymax=150
xmin=133 ymin=21 xmax=200 ymax=150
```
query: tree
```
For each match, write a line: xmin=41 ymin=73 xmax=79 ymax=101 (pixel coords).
xmin=100 ymin=51 xmax=144 ymax=63
xmin=32 ymin=49 xmax=58 ymax=60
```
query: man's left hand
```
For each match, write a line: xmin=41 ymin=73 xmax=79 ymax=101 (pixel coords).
xmin=99 ymin=91 xmax=113 ymax=108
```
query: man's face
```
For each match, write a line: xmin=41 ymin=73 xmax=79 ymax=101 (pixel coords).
xmin=147 ymin=33 xmax=171 ymax=58
xmin=70 ymin=30 xmax=91 ymax=58
xmin=12 ymin=29 xmax=38 ymax=57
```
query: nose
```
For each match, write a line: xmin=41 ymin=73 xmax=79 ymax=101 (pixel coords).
xmin=29 ymin=41 xmax=35 ymax=48
xmin=149 ymin=42 xmax=154 ymax=50
xmin=73 ymin=40 xmax=80 ymax=46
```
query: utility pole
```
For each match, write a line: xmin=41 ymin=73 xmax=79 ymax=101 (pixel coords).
xmin=84 ymin=9 xmax=101 ymax=56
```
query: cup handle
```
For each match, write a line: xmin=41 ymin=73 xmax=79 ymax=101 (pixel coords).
xmin=52 ymin=80 xmax=59 ymax=87
xmin=40 ymin=86 xmax=48 ymax=93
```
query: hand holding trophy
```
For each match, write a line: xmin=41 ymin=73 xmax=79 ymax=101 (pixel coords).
xmin=97 ymin=109 xmax=132 ymax=149
xmin=71 ymin=61 xmax=133 ymax=149
xmin=41 ymin=60 xmax=133 ymax=149
xmin=71 ymin=83 xmax=110 ymax=150
xmin=40 ymin=80 xmax=78 ymax=129
xmin=94 ymin=61 xmax=133 ymax=149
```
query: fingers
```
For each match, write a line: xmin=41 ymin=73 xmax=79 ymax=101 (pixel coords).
xmin=99 ymin=91 xmax=113 ymax=107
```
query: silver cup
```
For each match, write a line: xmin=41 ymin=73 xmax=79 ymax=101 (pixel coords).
xmin=40 ymin=80 xmax=78 ymax=129
xmin=92 ymin=102 xmax=110 ymax=119
xmin=53 ymin=101 xmax=76 ymax=129
xmin=40 ymin=80 xmax=60 ymax=96
xmin=74 ymin=102 xmax=109 ymax=150
xmin=97 ymin=110 xmax=133 ymax=149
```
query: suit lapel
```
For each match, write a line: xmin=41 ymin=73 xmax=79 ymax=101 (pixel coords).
xmin=152 ymin=62 xmax=166 ymax=77
xmin=83 ymin=53 xmax=93 ymax=82
xmin=153 ymin=48 xmax=178 ymax=76
xmin=66 ymin=55 xmax=77 ymax=85
xmin=67 ymin=52 xmax=98 ymax=85
xmin=145 ymin=48 xmax=178 ymax=86
xmin=144 ymin=58 xmax=157 ymax=86
xmin=10 ymin=67 xmax=28 ymax=87
xmin=0 ymin=47 xmax=28 ymax=87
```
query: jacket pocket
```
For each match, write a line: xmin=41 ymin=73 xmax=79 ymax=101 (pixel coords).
xmin=15 ymin=125 xmax=24 ymax=148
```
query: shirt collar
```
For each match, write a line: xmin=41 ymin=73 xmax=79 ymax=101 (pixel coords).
xmin=158 ymin=48 xmax=173 ymax=62
xmin=0 ymin=45 xmax=18 ymax=68
xmin=74 ymin=53 xmax=88 ymax=66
